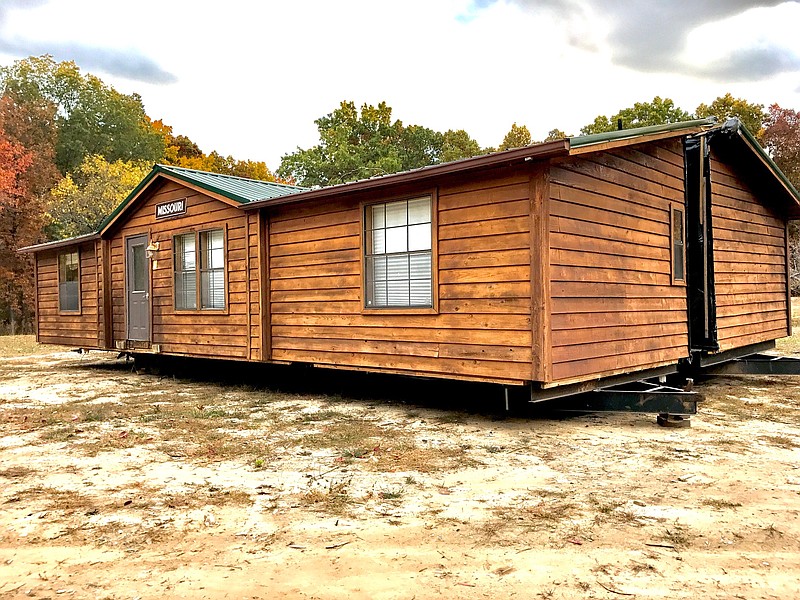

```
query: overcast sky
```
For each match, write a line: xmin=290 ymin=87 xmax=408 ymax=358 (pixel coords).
xmin=1 ymin=0 xmax=799 ymax=170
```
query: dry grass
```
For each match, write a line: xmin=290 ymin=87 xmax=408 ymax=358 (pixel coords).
xmin=702 ymin=498 xmax=743 ymax=510
xmin=479 ymin=499 xmax=579 ymax=543
xmin=298 ymin=478 xmax=354 ymax=515
xmin=759 ymin=434 xmax=800 ymax=449
xmin=0 ymin=335 xmax=66 ymax=357
xmin=659 ymin=522 xmax=695 ymax=549
xmin=0 ymin=466 xmax=35 ymax=479
xmin=13 ymin=486 xmax=98 ymax=513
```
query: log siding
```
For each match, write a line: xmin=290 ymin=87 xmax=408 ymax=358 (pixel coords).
xmin=548 ymin=140 xmax=690 ymax=384
xmin=36 ymin=240 xmax=101 ymax=347
xmin=710 ymin=149 xmax=790 ymax=351
xmin=108 ymin=180 xmax=250 ymax=359
xmin=268 ymin=169 xmax=534 ymax=384
xmin=25 ymin=123 xmax=798 ymax=395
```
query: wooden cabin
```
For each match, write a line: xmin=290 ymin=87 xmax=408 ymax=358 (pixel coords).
xmin=21 ymin=118 xmax=800 ymax=399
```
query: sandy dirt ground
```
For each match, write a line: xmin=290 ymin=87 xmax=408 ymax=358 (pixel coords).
xmin=1 ymin=340 xmax=799 ymax=599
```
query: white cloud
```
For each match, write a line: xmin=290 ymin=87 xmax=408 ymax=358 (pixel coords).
xmin=0 ymin=0 xmax=798 ymax=168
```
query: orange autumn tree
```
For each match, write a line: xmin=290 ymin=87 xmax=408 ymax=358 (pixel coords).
xmin=0 ymin=122 xmax=45 ymax=333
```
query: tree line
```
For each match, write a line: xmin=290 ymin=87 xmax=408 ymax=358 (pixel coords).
xmin=1 ymin=54 xmax=799 ymax=333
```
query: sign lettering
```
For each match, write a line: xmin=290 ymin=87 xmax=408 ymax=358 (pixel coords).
xmin=155 ymin=198 xmax=187 ymax=219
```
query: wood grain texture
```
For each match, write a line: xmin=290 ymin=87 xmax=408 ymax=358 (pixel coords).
xmin=36 ymin=241 xmax=101 ymax=347
xmin=107 ymin=180 xmax=250 ymax=359
xmin=268 ymin=169 xmax=535 ymax=384
xmin=709 ymin=148 xmax=790 ymax=351
xmin=548 ymin=139 xmax=690 ymax=383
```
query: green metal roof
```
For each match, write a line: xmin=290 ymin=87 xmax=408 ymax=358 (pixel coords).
xmin=99 ymin=164 xmax=308 ymax=232
xmin=569 ymin=117 xmax=717 ymax=149
xmin=156 ymin=165 xmax=308 ymax=203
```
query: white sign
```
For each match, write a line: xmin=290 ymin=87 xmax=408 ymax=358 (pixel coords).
xmin=155 ymin=198 xmax=187 ymax=219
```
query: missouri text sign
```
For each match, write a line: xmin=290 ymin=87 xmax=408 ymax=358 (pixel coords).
xmin=155 ymin=198 xmax=187 ymax=219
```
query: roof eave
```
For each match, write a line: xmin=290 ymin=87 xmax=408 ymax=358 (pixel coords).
xmin=244 ymin=140 xmax=570 ymax=209
xmin=568 ymin=118 xmax=718 ymax=153
xmin=18 ymin=232 xmax=100 ymax=254
xmin=725 ymin=119 xmax=800 ymax=216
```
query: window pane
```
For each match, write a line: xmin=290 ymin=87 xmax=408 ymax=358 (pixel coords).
xmin=385 ymin=201 xmax=407 ymax=227
xmin=387 ymin=279 xmax=410 ymax=306
xmin=385 ymin=226 xmax=407 ymax=253
xmin=363 ymin=196 xmax=433 ymax=308
xmin=59 ymin=282 xmax=79 ymax=311
xmin=674 ymin=214 xmax=684 ymax=243
xmin=409 ymin=252 xmax=431 ymax=279
xmin=197 ymin=229 xmax=226 ymax=309
xmin=674 ymin=248 xmax=684 ymax=280
xmin=175 ymin=271 xmax=197 ymax=310
xmin=386 ymin=254 xmax=409 ymax=281
xmin=410 ymin=279 xmax=432 ymax=306
xmin=372 ymin=280 xmax=387 ymax=306
xmin=371 ymin=255 xmax=387 ymax=281
xmin=184 ymin=237 xmax=196 ymax=269
xmin=407 ymin=197 xmax=430 ymax=225
xmin=408 ymin=223 xmax=431 ymax=251
xmin=132 ymin=244 xmax=146 ymax=292
xmin=174 ymin=233 xmax=197 ymax=309
xmin=202 ymin=270 xmax=225 ymax=309
xmin=210 ymin=248 xmax=224 ymax=269
xmin=370 ymin=204 xmax=385 ymax=229
xmin=369 ymin=228 xmax=385 ymax=254
xmin=673 ymin=208 xmax=685 ymax=281
xmin=58 ymin=250 xmax=80 ymax=311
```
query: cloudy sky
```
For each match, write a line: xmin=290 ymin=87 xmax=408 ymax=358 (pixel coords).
xmin=1 ymin=0 xmax=799 ymax=170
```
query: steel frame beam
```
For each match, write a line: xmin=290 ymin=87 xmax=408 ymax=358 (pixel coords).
xmin=540 ymin=379 xmax=700 ymax=415
xmin=702 ymin=353 xmax=800 ymax=376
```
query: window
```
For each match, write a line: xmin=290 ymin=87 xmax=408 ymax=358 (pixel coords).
xmin=174 ymin=233 xmax=197 ymax=310
xmin=200 ymin=229 xmax=225 ymax=309
xmin=173 ymin=229 xmax=225 ymax=310
xmin=58 ymin=250 xmax=80 ymax=312
xmin=671 ymin=206 xmax=685 ymax=283
xmin=364 ymin=196 xmax=432 ymax=308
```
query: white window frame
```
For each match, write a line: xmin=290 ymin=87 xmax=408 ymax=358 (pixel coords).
xmin=173 ymin=228 xmax=227 ymax=311
xmin=362 ymin=193 xmax=437 ymax=312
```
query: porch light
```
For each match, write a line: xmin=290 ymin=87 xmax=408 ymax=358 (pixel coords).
xmin=145 ymin=241 xmax=160 ymax=258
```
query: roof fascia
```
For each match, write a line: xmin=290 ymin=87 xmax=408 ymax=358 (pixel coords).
xmin=243 ymin=140 xmax=570 ymax=210
xmin=729 ymin=123 xmax=800 ymax=209
xmin=18 ymin=233 xmax=100 ymax=254
xmin=156 ymin=173 xmax=245 ymax=208
xmin=99 ymin=168 xmax=243 ymax=236
xmin=568 ymin=125 xmax=713 ymax=156
xmin=157 ymin=167 xmax=250 ymax=204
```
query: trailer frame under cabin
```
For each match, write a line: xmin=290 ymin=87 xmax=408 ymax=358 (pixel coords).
xmin=21 ymin=118 xmax=800 ymax=410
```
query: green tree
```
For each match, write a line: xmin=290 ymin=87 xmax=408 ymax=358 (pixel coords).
xmin=278 ymin=101 xmax=484 ymax=186
xmin=580 ymin=97 xmax=692 ymax=135
xmin=0 ymin=55 xmax=164 ymax=175
xmin=279 ymin=101 xmax=406 ymax=186
xmin=499 ymin=123 xmax=531 ymax=151
xmin=695 ymin=93 xmax=767 ymax=138
xmin=47 ymin=155 xmax=151 ymax=239
xmin=544 ymin=128 xmax=568 ymax=141
xmin=398 ymin=124 xmax=444 ymax=170
xmin=441 ymin=129 xmax=483 ymax=163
